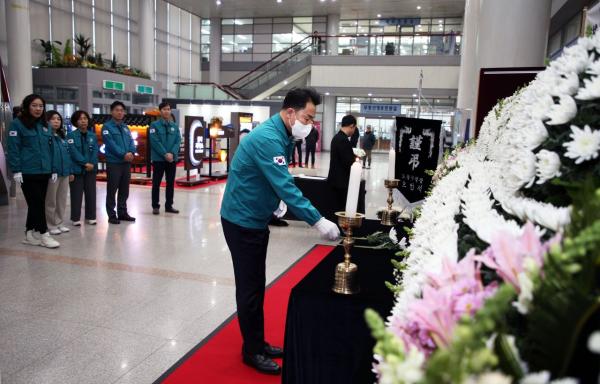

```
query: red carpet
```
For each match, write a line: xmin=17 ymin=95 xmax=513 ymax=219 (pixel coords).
xmin=156 ymin=244 xmax=335 ymax=384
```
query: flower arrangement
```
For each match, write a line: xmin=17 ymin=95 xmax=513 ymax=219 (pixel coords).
xmin=366 ymin=33 xmax=600 ymax=384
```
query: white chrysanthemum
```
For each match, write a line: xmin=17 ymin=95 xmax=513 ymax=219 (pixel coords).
xmin=521 ymin=371 xmax=551 ymax=384
xmin=588 ymin=331 xmax=600 ymax=354
xmin=555 ymin=72 xmax=580 ymax=96
xmin=467 ymin=372 xmax=512 ymax=384
xmin=546 ymin=95 xmax=578 ymax=125
xmin=575 ymin=76 xmax=600 ymax=100
xmin=563 ymin=125 xmax=600 ymax=164
xmin=535 ymin=150 xmax=562 ymax=184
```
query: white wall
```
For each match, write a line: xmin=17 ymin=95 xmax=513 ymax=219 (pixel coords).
xmin=310 ymin=65 xmax=460 ymax=90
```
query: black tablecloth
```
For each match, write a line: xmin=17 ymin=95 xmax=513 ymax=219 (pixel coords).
xmin=284 ymin=176 xmax=366 ymax=223
xmin=282 ymin=244 xmax=396 ymax=384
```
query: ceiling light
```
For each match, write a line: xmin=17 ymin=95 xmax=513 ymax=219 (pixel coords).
xmin=412 ymin=93 xmax=417 ymax=97
xmin=277 ymin=0 xmax=282 ymax=2
xmin=377 ymin=14 xmax=381 ymax=18
xmin=216 ymin=0 xmax=221 ymax=5
xmin=325 ymin=92 xmax=330 ymax=95
xmin=417 ymin=5 xmax=421 ymax=10
xmin=368 ymin=93 xmax=373 ymax=96
xmin=284 ymin=80 xmax=288 ymax=85
xmin=439 ymin=19 xmax=443 ymax=23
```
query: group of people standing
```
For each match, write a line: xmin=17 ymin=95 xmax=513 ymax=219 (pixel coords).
xmin=7 ymin=94 xmax=181 ymax=248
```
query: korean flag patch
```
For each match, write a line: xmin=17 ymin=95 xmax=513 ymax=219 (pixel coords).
xmin=9 ymin=131 xmax=17 ymax=137
xmin=273 ymin=156 xmax=286 ymax=166
xmin=103 ymin=130 xmax=109 ymax=135
xmin=150 ymin=128 xmax=155 ymax=133
xmin=67 ymin=139 xmax=74 ymax=144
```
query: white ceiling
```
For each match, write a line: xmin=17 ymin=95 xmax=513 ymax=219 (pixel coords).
xmin=167 ymin=0 xmax=465 ymax=19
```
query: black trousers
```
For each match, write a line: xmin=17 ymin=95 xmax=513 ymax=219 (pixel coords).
xmin=292 ymin=141 xmax=303 ymax=166
xmin=305 ymin=144 xmax=316 ymax=166
xmin=152 ymin=161 xmax=176 ymax=209
xmin=21 ymin=174 xmax=50 ymax=233
xmin=222 ymin=217 xmax=270 ymax=355
xmin=106 ymin=162 xmax=131 ymax=218
xmin=70 ymin=171 xmax=97 ymax=221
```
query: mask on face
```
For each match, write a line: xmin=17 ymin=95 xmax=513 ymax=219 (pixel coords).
xmin=290 ymin=113 xmax=312 ymax=140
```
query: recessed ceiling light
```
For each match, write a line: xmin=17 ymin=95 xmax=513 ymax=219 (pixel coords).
xmin=325 ymin=92 xmax=330 ymax=95
xmin=284 ymin=80 xmax=288 ymax=85
xmin=277 ymin=0 xmax=282 ymax=2
xmin=377 ymin=14 xmax=381 ymax=18
xmin=417 ymin=5 xmax=421 ymax=10
xmin=368 ymin=93 xmax=373 ymax=96
xmin=216 ymin=0 xmax=221 ymax=4
xmin=412 ymin=93 xmax=417 ymax=97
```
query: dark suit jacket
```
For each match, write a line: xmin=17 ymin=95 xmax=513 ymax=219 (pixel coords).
xmin=350 ymin=129 xmax=360 ymax=148
xmin=327 ymin=130 xmax=356 ymax=190
xmin=305 ymin=127 xmax=319 ymax=147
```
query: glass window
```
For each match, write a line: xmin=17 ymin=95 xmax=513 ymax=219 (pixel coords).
xmin=34 ymin=86 xmax=55 ymax=100
xmin=235 ymin=18 xmax=253 ymax=25
xmin=222 ymin=35 xmax=235 ymax=45
xmin=92 ymin=90 xmax=102 ymax=98
xmin=564 ymin=13 xmax=581 ymax=44
xmin=56 ymin=87 xmax=79 ymax=100
xmin=222 ymin=19 xmax=235 ymax=25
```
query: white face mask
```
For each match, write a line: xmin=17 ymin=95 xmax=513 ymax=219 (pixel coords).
xmin=290 ymin=113 xmax=312 ymax=140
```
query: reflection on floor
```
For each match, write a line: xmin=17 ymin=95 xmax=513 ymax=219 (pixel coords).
xmin=0 ymin=151 xmax=391 ymax=384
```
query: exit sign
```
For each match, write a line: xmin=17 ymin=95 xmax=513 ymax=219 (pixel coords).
xmin=136 ymin=85 xmax=154 ymax=94
xmin=103 ymin=80 xmax=125 ymax=91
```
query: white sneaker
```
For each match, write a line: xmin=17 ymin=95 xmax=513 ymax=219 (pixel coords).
xmin=73 ymin=221 xmax=82 ymax=226
xmin=59 ymin=226 xmax=70 ymax=233
xmin=22 ymin=230 xmax=41 ymax=246
xmin=86 ymin=219 xmax=97 ymax=225
xmin=40 ymin=232 xmax=60 ymax=248
xmin=49 ymin=228 xmax=62 ymax=235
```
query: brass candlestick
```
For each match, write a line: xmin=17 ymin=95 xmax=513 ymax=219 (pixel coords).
xmin=381 ymin=179 xmax=400 ymax=226
xmin=333 ymin=211 xmax=364 ymax=295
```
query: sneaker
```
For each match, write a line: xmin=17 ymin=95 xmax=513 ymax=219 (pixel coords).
xmin=40 ymin=232 xmax=60 ymax=248
xmin=59 ymin=226 xmax=70 ymax=233
xmin=86 ymin=219 xmax=97 ymax=225
xmin=49 ymin=228 xmax=62 ymax=235
xmin=73 ymin=221 xmax=82 ymax=226
xmin=22 ymin=230 xmax=41 ymax=246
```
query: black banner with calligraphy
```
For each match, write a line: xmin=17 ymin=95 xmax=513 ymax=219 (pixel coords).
xmin=394 ymin=117 xmax=442 ymax=202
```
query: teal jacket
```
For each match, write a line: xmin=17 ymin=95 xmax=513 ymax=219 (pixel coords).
xmin=220 ymin=113 xmax=322 ymax=229
xmin=50 ymin=134 xmax=73 ymax=177
xmin=149 ymin=119 xmax=181 ymax=162
xmin=101 ymin=119 xmax=136 ymax=163
xmin=67 ymin=129 xmax=99 ymax=174
xmin=7 ymin=118 xmax=54 ymax=175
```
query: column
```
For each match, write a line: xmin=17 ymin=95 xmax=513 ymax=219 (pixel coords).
xmin=321 ymin=95 xmax=336 ymax=151
xmin=209 ymin=17 xmax=221 ymax=84
xmin=5 ymin=0 xmax=33 ymax=105
xmin=326 ymin=14 xmax=339 ymax=56
xmin=139 ymin=0 xmax=155 ymax=79
xmin=456 ymin=0 xmax=479 ymax=110
xmin=477 ymin=0 xmax=551 ymax=69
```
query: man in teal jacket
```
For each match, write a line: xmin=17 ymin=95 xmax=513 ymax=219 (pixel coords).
xmin=102 ymin=101 xmax=136 ymax=224
xmin=149 ymin=101 xmax=181 ymax=215
xmin=220 ymin=88 xmax=339 ymax=375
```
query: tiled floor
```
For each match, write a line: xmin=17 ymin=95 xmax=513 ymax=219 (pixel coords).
xmin=0 ymin=152 xmax=391 ymax=384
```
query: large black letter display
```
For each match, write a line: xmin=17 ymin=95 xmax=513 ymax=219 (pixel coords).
xmin=395 ymin=117 xmax=442 ymax=203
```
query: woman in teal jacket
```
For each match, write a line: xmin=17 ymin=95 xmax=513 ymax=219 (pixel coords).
xmin=7 ymin=94 xmax=59 ymax=248
xmin=67 ymin=110 xmax=98 ymax=226
xmin=45 ymin=110 xmax=73 ymax=235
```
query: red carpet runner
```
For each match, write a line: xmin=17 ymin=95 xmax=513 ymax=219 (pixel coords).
xmin=156 ymin=244 xmax=335 ymax=384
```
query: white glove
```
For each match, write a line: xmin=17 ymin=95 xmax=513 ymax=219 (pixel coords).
xmin=352 ymin=148 xmax=366 ymax=158
xmin=273 ymin=201 xmax=287 ymax=218
xmin=13 ymin=172 xmax=23 ymax=184
xmin=313 ymin=217 xmax=340 ymax=241
xmin=51 ymin=173 xmax=58 ymax=183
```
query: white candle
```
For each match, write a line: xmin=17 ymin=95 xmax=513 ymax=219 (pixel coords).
xmin=387 ymin=148 xmax=396 ymax=180
xmin=345 ymin=159 xmax=362 ymax=216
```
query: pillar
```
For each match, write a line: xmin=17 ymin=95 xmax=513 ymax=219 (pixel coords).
xmin=209 ymin=17 xmax=221 ymax=84
xmin=139 ymin=0 xmax=155 ymax=79
xmin=456 ymin=0 xmax=480 ymax=110
xmin=321 ymin=95 xmax=336 ymax=151
xmin=5 ymin=0 xmax=33 ymax=105
xmin=326 ymin=14 xmax=339 ymax=56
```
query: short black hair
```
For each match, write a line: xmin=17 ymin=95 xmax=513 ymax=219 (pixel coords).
xmin=281 ymin=87 xmax=321 ymax=110
xmin=341 ymin=114 xmax=357 ymax=127
xmin=159 ymin=101 xmax=172 ymax=110
xmin=71 ymin=110 xmax=91 ymax=126
xmin=110 ymin=101 xmax=126 ymax=111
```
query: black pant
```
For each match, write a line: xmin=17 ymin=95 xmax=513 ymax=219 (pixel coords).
xmin=21 ymin=174 xmax=50 ymax=233
xmin=106 ymin=162 xmax=131 ymax=218
xmin=292 ymin=141 xmax=303 ymax=166
xmin=305 ymin=144 xmax=316 ymax=166
xmin=152 ymin=161 xmax=176 ymax=209
xmin=222 ymin=217 xmax=270 ymax=355
xmin=70 ymin=171 xmax=97 ymax=221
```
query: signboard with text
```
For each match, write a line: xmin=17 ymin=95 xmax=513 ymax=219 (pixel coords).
xmin=395 ymin=117 xmax=442 ymax=202
xmin=360 ymin=103 xmax=401 ymax=115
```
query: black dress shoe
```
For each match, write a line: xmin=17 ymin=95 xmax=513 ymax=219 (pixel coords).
xmin=268 ymin=217 xmax=289 ymax=227
xmin=264 ymin=343 xmax=284 ymax=358
xmin=119 ymin=214 xmax=136 ymax=222
xmin=165 ymin=207 xmax=179 ymax=214
xmin=108 ymin=217 xmax=120 ymax=224
xmin=152 ymin=208 xmax=160 ymax=215
xmin=242 ymin=353 xmax=281 ymax=375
